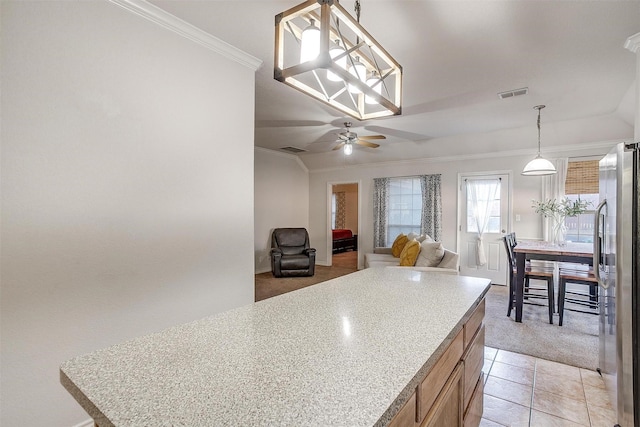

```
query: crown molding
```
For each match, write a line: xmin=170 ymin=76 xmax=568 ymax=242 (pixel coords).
xmin=255 ymin=147 xmax=309 ymax=173
xmin=308 ymin=139 xmax=623 ymax=174
xmin=624 ymin=32 xmax=640 ymax=53
xmin=108 ymin=0 xmax=262 ymax=71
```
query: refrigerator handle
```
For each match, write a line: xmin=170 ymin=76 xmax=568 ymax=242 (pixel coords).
xmin=593 ymin=199 xmax=607 ymax=288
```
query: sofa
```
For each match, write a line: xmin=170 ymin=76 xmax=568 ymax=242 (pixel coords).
xmin=364 ymin=233 xmax=459 ymax=274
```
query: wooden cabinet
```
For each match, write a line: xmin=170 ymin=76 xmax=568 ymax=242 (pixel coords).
xmin=464 ymin=373 xmax=484 ymax=427
xmin=388 ymin=392 xmax=417 ymax=427
xmin=420 ymin=362 xmax=464 ymax=427
xmin=463 ymin=325 xmax=485 ymax=410
xmin=417 ymin=329 xmax=464 ymax=421
xmin=388 ymin=297 xmax=485 ymax=427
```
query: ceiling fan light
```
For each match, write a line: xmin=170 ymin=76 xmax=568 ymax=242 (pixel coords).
xmin=348 ymin=56 xmax=367 ymax=94
xmin=327 ymin=40 xmax=347 ymax=82
xmin=522 ymin=155 xmax=557 ymax=176
xmin=300 ymin=19 xmax=320 ymax=63
xmin=365 ymin=72 xmax=382 ymax=104
xmin=343 ymin=143 xmax=353 ymax=155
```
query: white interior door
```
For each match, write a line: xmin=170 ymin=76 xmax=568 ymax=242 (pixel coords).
xmin=458 ymin=173 xmax=510 ymax=285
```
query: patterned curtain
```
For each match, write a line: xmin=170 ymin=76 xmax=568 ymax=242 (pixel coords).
xmin=373 ymin=178 xmax=390 ymax=248
xmin=335 ymin=192 xmax=346 ymax=229
xmin=420 ymin=174 xmax=442 ymax=242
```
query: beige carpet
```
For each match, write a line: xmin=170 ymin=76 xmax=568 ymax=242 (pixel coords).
xmin=484 ymin=284 xmax=599 ymax=369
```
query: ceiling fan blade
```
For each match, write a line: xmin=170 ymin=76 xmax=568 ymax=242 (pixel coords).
xmin=364 ymin=125 xmax=430 ymax=141
xmin=332 ymin=141 xmax=346 ymax=151
xmin=358 ymin=134 xmax=386 ymax=140
xmin=356 ymin=139 xmax=380 ymax=148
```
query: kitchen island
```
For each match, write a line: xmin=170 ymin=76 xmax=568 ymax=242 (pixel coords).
xmin=61 ymin=268 xmax=490 ymax=426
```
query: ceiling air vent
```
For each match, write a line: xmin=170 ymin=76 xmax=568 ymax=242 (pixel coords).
xmin=280 ymin=146 xmax=306 ymax=153
xmin=498 ymin=87 xmax=529 ymax=100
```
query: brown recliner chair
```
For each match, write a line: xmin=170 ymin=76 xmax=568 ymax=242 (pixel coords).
xmin=270 ymin=228 xmax=316 ymax=277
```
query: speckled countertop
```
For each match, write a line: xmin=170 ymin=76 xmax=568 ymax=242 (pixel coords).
xmin=61 ymin=268 xmax=490 ymax=427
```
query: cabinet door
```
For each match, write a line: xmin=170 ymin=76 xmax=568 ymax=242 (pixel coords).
xmin=418 ymin=329 xmax=464 ymax=422
xmin=463 ymin=325 xmax=485 ymax=411
xmin=464 ymin=374 xmax=484 ymax=427
xmin=388 ymin=392 xmax=417 ymax=427
xmin=420 ymin=363 xmax=464 ymax=427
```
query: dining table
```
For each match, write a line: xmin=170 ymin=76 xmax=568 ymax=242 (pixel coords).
xmin=513 ymin=240 xmax=594 ymax=323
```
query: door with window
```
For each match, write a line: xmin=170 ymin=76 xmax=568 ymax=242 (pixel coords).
xmin=458 ymin=173 xmax=510 ymax=285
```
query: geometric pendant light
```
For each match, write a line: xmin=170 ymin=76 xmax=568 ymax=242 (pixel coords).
xmin=274 ymin=0 xmax=403 ymax=120
xmin=522 ymin=105 xmax=557 ymax=176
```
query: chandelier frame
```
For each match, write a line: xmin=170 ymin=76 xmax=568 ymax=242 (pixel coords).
xmin=274 ymin=0 xmax=402 ymax=120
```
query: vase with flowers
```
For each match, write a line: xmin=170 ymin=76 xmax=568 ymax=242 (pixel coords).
xmin=532 ymin=197 xmax=591 ymax=246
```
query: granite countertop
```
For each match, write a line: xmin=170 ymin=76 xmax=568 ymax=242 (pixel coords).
xmin=61 ymin=268 xmax=491 ymax=426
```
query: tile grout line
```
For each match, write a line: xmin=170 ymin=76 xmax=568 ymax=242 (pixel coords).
xmin=529 ymin=358 xmax=539 ymax=427
xmin=580 ymin=368 xmax=593 ymax=427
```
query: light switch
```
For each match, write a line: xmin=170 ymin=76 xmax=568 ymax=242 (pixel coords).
xmin=515 ymin=214 xmax=521 ymax=222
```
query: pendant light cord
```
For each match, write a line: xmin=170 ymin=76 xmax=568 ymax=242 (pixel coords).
xmin=534 ymin=105 xmax=545 ymax=156
xmin=355 ymin=1 xmax=361 ymax=44
xmin=537 ymin=108 xmax=541 ymax=156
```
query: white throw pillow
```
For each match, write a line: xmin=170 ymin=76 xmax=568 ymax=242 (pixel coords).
xmin=418 ymin=234 xmax=434 ymax=243
xmin=407 ymin=232 xmax=419 ymax=241
xmin=415 ymin=242 xmax=445 ymax=267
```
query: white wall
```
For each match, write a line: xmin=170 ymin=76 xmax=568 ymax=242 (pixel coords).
xmin=254 ymin=148 xmax=309 ymax=273
xmin=309 ymin=143 xmax=623 ymax=270
xmin=1 ymin=2 xmax=256 ymax=425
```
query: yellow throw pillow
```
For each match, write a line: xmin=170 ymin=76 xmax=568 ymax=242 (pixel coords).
xmin=391 ymin=234 xmax=409 ymax=257
xmin=400 ymin=239 xmax=421 ymax=266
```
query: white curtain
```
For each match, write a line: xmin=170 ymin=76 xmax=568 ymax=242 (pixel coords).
xmin=542 ymin=158 xmax=568 ymax=241
xmin=467 ymin=179 xmax=501 ymax=266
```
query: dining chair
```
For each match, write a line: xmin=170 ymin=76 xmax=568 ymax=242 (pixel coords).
xmin=557 ymin=263 xmax=598 ymax=326
xmin=503 ymin=235 xmax=555 ymax=324
xmin=510 ymin=232 xmax=554 ymax=297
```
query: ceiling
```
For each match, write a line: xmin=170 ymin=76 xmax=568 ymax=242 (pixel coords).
xmin=152 ymin=0 xmax=639 ymax=170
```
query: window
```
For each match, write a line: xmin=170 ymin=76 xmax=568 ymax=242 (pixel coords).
xmin=564 ymin=160 xmax=599 ymax=243
xmin=386 ymin=177 xmax=422 ymax=246
xmin=466 ymin=180 xmax=501 ymax=233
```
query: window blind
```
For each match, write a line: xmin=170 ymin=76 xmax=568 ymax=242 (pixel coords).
xmin=565 ymin=160 xmax=599 ymax=194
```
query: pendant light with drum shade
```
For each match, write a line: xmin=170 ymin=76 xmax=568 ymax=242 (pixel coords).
xmin=522 ymin=105 xmax=557 ymax=176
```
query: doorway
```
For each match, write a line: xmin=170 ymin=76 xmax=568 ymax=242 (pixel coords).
xmin=458 ymin=172 xmax=511 ymax=285
xmin=328 ymin=182 xmax=360 ymax=269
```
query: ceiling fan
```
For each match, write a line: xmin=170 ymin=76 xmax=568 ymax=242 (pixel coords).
xmin=332 ymin=122 xmax=386 ymax=154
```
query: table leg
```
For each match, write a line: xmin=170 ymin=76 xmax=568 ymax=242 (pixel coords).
xmin=515 ymin=252 xmax=526 ymax=323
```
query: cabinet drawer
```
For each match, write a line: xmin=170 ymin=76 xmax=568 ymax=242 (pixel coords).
xmin=389 ymin=392 xmax=417 ymax=427
xmin=463 ymin=325 xmax=485 ymax=411
xmin=417 ymin=329 xmax=464 ymax=422
xmin=463 ymin=373 xmax=484 ymax=427
xmin=464 ymin=299 xmax=485 ymax=349
xmin=420 ymin=362 xmax=464 ymax=427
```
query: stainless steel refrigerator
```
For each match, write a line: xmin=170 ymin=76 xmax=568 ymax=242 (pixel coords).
xmin=594 ymin=142 xmax=639 ymax=427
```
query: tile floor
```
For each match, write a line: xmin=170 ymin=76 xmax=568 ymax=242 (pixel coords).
xmin=481 ymin=347 xmax=616 ymax=426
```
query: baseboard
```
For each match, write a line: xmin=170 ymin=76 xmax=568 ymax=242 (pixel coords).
xmin=255 ymin=262 xmax=330 ymax=275
xmin=71 ymin=419 xmax=94 ymax=427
